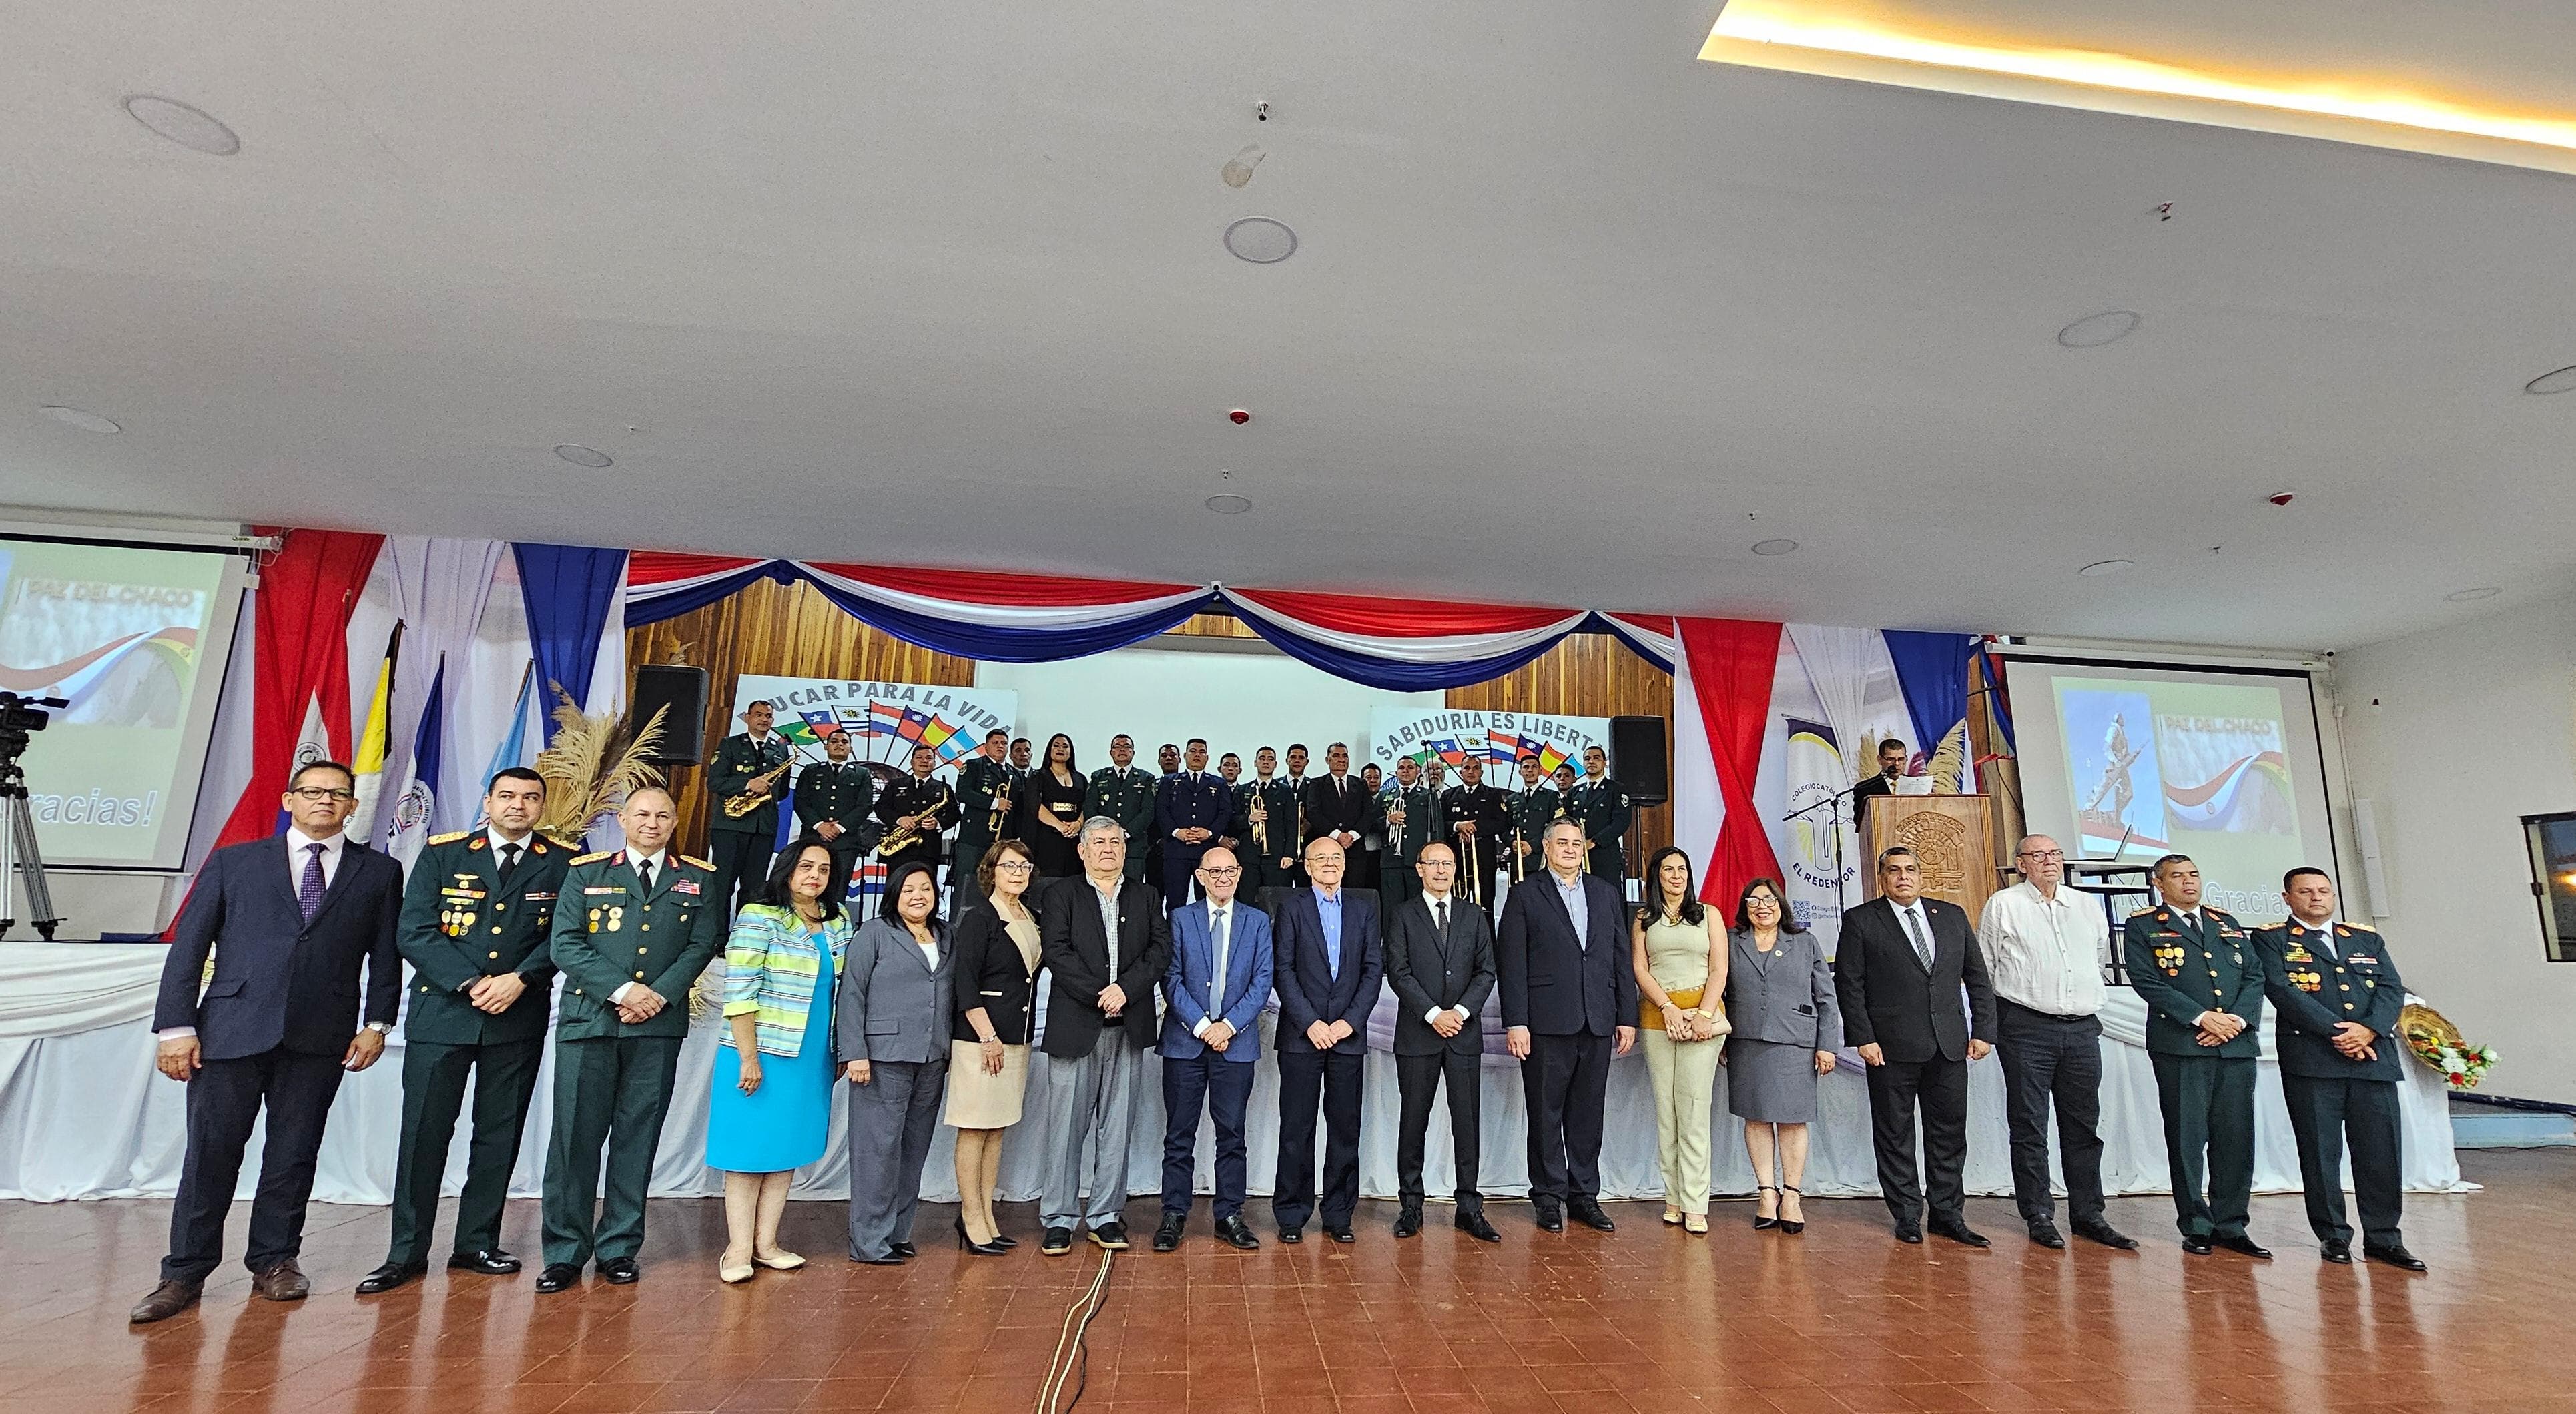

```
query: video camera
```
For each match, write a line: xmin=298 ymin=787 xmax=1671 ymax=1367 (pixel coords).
xmin=0 ymin=691 xmax=65 ymax=762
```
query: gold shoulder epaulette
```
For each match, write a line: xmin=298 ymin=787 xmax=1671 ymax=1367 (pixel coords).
xmin=681 ymin=854 xmax=715 ymax=871
xmin=571 ymin=849 xmax=613 ymax=865
xmin=428 ymin=829 xmax=469 ymax=846
xmin=2128 ymin=906 xmax=2156 ymax=918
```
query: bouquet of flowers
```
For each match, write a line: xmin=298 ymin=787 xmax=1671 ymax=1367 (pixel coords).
xmin=2397 ymin=1001 xmax=2497 ymax=1091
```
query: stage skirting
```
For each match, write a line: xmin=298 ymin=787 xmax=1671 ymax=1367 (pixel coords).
xmin=0 ymin=943 xmax=2469 ymax=1208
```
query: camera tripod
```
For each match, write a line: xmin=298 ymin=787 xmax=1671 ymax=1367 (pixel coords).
xmin=0 ymin=755 xmax=61 ymax=941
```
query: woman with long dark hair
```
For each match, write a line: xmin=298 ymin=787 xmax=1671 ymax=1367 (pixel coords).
xmin=836 ymin=861 xmax=952 ymax=1264
xmin=1630 ymin=845 xmax=1730 ymax=1233
xmin=1014 ymin=733 xmax=1086 ymax=878
xmin=1722 ymin=876 xmax=1839 ymax=1234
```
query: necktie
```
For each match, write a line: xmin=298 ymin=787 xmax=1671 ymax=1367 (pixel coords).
xmin=1902 ymin=906 xmax=1933 ymax=969
xmin=2314 ymin=927 xmax=2336 ymax=962
xmin=636 ymin=858 xmax=655 ymax=895
xmin=1435 ymin=900 xmax=1449 ymax=936
xmin=297 ymin=843 xmax=327 ymax=922
xmin=497 ymin=842 xmax=522 ymax=887
xmin=1211 ymin=908 xmax=1231 ymax=1013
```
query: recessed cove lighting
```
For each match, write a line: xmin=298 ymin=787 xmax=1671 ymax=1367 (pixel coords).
xmin=1223 ymin=216 xmax=1298 ymax=264
xmin=2057 ymin=310 xmax=2141 ymax=348
xmin=1750 ymin=539 xmax=1799 ymax=556
xmin=2525 ymin=365 xmax=2576 ymax=394
xmin=41 ymin=404 xmax=122 ymax=434
xmin=2447 ymin=586 xmax=2501 ymax=601
xmin=122 ymin=95 xmax=241 ymax=156
xmin=553 ymin=444 xmax=613 ymax=468
xmin=2078 ymin=559 xmax=2136 ymax=577
xmin=1205 ymin=494 xmax=1253 ymax=514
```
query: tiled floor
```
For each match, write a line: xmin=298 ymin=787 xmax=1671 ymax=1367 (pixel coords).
xmin=2 ymin=1150 xmax=2567 ymax=1413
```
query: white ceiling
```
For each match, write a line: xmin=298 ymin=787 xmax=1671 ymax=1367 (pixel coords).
xmin=4 ymin=1 xmax=2575 ymax=649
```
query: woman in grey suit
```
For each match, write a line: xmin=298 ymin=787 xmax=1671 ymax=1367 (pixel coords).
xmin=838 ymin=861 xmax=954 ymax=1264
xmin=1722 ymin=877 xmax=1839 ymax=1234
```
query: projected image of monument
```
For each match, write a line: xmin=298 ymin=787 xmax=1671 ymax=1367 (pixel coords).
xmin=2057 ymin=684 xmax=2168 ymax=856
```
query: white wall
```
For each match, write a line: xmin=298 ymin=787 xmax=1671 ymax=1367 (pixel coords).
xmin=2334 ymin=595 xmax=2576 ymax=1104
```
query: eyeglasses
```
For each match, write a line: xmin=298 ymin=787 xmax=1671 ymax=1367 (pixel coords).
xmin=287 ymin=787 xmax=356 ymax=802
xmin=2017 ymin=850 xmax=2065 ymax=862
xmin=1199 ymin=866 xmax=1242 ymax=878
xmin=994 ymin=859 xmax=1034 ymax=873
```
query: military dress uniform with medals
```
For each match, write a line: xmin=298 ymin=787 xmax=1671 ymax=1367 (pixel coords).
xmin=539 ymin=847 xmax=725 ymax=1278
xmin=2123 ymin=904 xmax=2266 ymax=1244
xmin=1084 ymin=765 xmax=1158 ymax=885
xmin=953 ymin=753 xmax=1014 ymax=884
xmin=707 ymin=730 xmax=791 ymax=916
xmin=1242 ymin=775 xmax=1303 ymax=892
xmin=379 ymin=828 xmax=569 ymax=1277
xmin=2256 ymin=918 xmax=2413 ymax=1259
xmin=1381 ymin=781 xmax=1439 ymax=902
xmin=1566 ymin=775 xmax=1632 ymax=896
xmin=872 ymin=771 xmax=958 ymax=882
xmin=791 ymin=754 xmax=876 ymax=898
xmin=1439 ymin=781 xmax=1510 ymax=910
xmin=1504 ymin=783 xmax=1562 ymax=888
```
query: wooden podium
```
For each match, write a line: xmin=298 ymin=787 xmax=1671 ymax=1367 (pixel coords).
xmin=1861 ymin=794 xmax=1997 ymax=918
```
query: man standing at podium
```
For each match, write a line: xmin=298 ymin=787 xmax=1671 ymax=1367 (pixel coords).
xmin=1852 ymin=738 xmax=1907 ymax=812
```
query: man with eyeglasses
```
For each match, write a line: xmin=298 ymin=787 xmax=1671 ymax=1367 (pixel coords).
xmin=1977 ymin=835 xmax=2136 ymax=1251
xmin=1153 ymin=847 xmax=1273 ymax=1251
xmin=131 ymin=761 xmax=406 ymax=1324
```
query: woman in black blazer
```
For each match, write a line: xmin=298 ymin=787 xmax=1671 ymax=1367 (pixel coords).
xmin=944 ymin=839 xmax=1044 ymax=1252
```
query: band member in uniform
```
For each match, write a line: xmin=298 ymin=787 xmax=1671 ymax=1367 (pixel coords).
xmin=1145 ymin=744 xmax=1182 ymax=887
xmin=1155 ymin=739 xmax=1231 ymax=911
xmin=1506 ymin=753 xmax=1561 ymax=888
xmin=1441 ymin=757 xmax=1510 ymax=910
xmin=874 ymin=745 xmax=957 ymax=881
xmin=952 ymin=729 xmax=1015 ymax=885
xmin=707 ymin=701 xmax=793 ymax=918
xmin=1567 ymin=745 xmax=1632 ymax=897
xmin=1381 ymin=756 xmax=1437 ymax=902
xmin=1085 ymin=734 xmax=1157 ymax=885
xmin=793 ymin=729 xmax=876 ymax=898
xmin=1016 ymin=733 xmax=1088 ymax=879
xmin=1238 ymin=747 xmax=1296 ymax=894
xmin=1214 ymin=753 xmax=1244 ymax=855
xmin=1156 ymin=743 xmax=1182 ymax=775
xmin=2124 ymin=853 xmax=2268 ymax=1258
xmin=1356 ymin=763 xmax=1387 ymax=888
xmin=360 ymin=769 xmax=568 ymax=1295
xmin=1276 ymin=744 xmax=1314 ymax=889
xmin=1303 ymin=743 xmax=1371 ymax=864
xmin=537 ymin=787 xmax=723 ymax=1291
xmin=1009 ymin=737 xmax=1034 ymax=773
xmin=2255 ymin=869 xmax=2423 ymax=1270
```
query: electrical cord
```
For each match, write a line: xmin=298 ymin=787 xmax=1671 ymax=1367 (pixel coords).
xmin=1035 ymin=1245 xmax=1115 ymax=1414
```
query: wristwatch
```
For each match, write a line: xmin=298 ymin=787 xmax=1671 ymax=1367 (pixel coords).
xmin=365 ymin=1022 xmax=394 ymax=1035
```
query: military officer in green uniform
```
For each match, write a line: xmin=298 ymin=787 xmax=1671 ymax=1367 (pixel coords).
xmin=1504 ymin=753 xmax=1562 ymax=890
xmin=873 ymin=744 xmax=958 ymax=880
xmin=706 ymin=699 xmax=793 ymax=917
xmin=1566 ymin=745 xmax=1632 ymax=898
xmin=1084 ymin=733 xmax=1157 ymax=886
xmin=2255 ymin=867 xmax=2424 ymax=1270
xmin=1379 ymin=755 xmax=1439 ymax=903
xmin=1440 ymin=758 xmax=1510 ymax=910
xmin=356 ymin=768 xmax=569 ymax=1295
xmin=2123 ymin=853 xmax=2269 ymax=1258
xmin=792 ymin=729 xmax=876 ymax=900
xmin=952 ymin=728 xmax=1015 ymax=886
xmin=535 ymin=786 xmax=724 ymax=1291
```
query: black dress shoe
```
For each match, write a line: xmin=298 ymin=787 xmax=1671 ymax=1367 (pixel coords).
xmin=1325 ymin=1224 xmax=1355 ymax=1244
xmin=1456 ymin=1210 xmax=1502 ymax=1243
xmin=1215 ymin=1216 xmax=1261 ymax=1250
xmin=2321 ymin=1239 xmax=2353 ymax=1264
xmin=356 ymin=1261 xmax=428 ymax=1295
xmin=597 ymin=1257 xmax=640 ymax=1284
xmin=1279 ymin=1226 xmax=1303 ymax=1244
xmin=2073 ymin=1222 xmax=2139 ymax=1251
xmin=1569 ymin=1200 xmax=1616 ymax=1233
xmin=448 ymin=1249 xmax=521 ymax=1275
xmin=2181 ymin=1234 xmax=2214 ymax=1255
xmin=890 ymin=1242 xmax=917 ymax=1259
xmin=854 ymin=1253 xmax=906 ymax=1266
xmin=1929 ymin=1220 xmax=1990 ymax=1249
xmin=1894 ymin=1224 xmax=1924 ymax=1245
xmin=534 ymin=1263 xmax=581 ymax=1293
xmin=2027 ymin=1224 xmax=2066 ymax=1250
xmin=1089 ymin=1221 xmax=1129 ymax=1251
xmin=1041 ymin=1227 xmax=1074 ymax=1255
xmin=1393 ymin=1208 xmax=1423 ymax=1239
xmin=2214 ymin=1234 xmax=2272 ymax=1259
xmin=1153 ymin=1214 xmax=1186 ymax=1252
xmin=128 ymin=1279 xmax=201 ymax=1325
xmin=2364 ymin=1243 xmax=2427 ymax=1272
xmin=1534 ymin=1205 xmax=1565 ymax=1234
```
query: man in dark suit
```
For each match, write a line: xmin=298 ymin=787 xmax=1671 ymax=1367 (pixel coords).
xmin=1301 ymin=742 xmax=1371 ymax=859
xmin=1383 ymin=841 xmax=1500 ymax=1242
xmin=1442 ymin=758 xmax=1510 ymax=911
xmin=1504 ymin=753 xmax=1560 ymax=890
xmin=2124 ymin=853 xmax=2268 ymax=1258
xmin=1153 ymin=847 xmax=1273 ymax=1252
xmin=873 ymin=744 xmax=955 ymax=881
xmin=1154 ymin=738 xmax=1231 ymax=911
xmin=1036 ymin=818 xmax=1171 ymax=1255
xmin=1497 ymin=819 xmax=1636 ymax=1234
xmin=1380 ymin=755 xmax=1438 ymax=902
xmin=1239 ymin=746 xmax=1300 ymax=892
xmin=952 ymin=728 xmax=1014 ymax=885
xmin=2254 ymin=868 xmax=2422 ymax=1270
xmin=1566 ymin=746 xmax=1632 ymax=897
xmin=1849 ymin=737 xmax=1909 ymax=812
xmin=358 ymin=769 xmax=570 ymax=1295
xmin=705 ymin=699 xmax=792 ymax=916
xmin=794 ymin=728 xmax=877 ymax=896
xmin=131 ymin=761 xmax=405 ymax=1325
xmin=1834 ymin=845 xmax=1999 ymax=1247
xmin=1270 ymin=837 xmax=1381 ymax=1243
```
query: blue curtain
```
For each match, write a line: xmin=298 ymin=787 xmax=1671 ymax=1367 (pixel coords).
xmin=1881 ymin=630 xmax=1977 ymax=762
xmin=513 ymin=543 xmax=627 ymax=743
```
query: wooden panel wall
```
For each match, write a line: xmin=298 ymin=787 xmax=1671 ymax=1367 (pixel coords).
xmin=1445 ymin=633 xmax=1674 ymax=863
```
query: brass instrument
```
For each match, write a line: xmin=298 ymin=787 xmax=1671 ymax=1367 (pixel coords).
xmin=987 ymin=769 xmax=1014 ymax=836
xmin=721 ymin=754 xmax=795 ymax=819
xmin=1452 ymin=787 xmax=1483 ymax=906
xmin=1509 ymin=790 xmax=1532 ymax=886
xmin=1249 ymin=783 xmax=1271 ymax=858
xmin=876 ymin=782 xmax=952 ymax=858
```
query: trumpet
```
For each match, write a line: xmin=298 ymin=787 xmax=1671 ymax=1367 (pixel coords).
xmin=1249 ymin=787 xmax=1270 ymax=857
xmin=877 ymin=783 xmax=952 ymax=858
xmin=987 ymin=772 xmax=1014 ymax=836
xmin=721 ymin=756 xmax=795 ymax=818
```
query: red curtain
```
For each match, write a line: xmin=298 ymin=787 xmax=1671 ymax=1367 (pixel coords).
xmin=1678 ymin=616 xmax=1787 ymax=911
xmin=205 ymin=528 xmax=385 ymax=854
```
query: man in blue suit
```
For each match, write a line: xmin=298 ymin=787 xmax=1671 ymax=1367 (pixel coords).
xmin=131 ymin=761 xmax=406 ymax=1324
xmin=1270 ymin=837 xmax=1382 ymax=1244
xmin=1153 ymin=846 xmax=1274 ymax=1252
xmin=1154 ymin=738 xmax=1232 ymax=912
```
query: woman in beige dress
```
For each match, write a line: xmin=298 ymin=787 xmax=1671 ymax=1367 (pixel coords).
xmin=1630 ymin=845 xmax=1730 ymax=1234
xmin=945 ymin=838 xmax=1043 ymax=1253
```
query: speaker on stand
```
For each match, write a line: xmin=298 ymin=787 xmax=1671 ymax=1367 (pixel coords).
xmin=1608 ymin=715 xmax=1670 ymax=896
xmin=630 ymin=665 xmax=710 ymax=767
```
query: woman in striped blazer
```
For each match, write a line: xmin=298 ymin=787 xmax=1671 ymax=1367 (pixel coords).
xmin=706 ymin=839 xmax=853 ymax=1283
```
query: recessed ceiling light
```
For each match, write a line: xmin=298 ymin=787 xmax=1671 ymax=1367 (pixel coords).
xmin=1223 ymin=216 xmax=1297 ymax=264
xmin=1205 ymin=494 xmax=1252 ymax=514
xmin=2446 ymin=586 xmax=2501 ymax=601
xmin=2525 ymin=365 xmax=2576 ymax=394
xmin=2057 ymin=311 xmax=2141 ymax=348
xmin=2078 ymin=559 xmax=2136 ymax=577
xmin=1750 ymin=539 xmax=1799 ymax=556
xmin=553 ymin=444 xmax=613 ymax=468
xmin=41 ymin=404 xmax=122 ymax=434
xmin=122 ymin=95 xmax=240 ymax=156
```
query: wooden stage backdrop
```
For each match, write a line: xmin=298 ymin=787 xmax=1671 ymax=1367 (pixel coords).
xmin=628 ymin=581 xmax=1672 ymax=864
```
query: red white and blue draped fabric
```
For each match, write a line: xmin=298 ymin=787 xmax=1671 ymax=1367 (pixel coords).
xmin=1596 ymin=613 xmax=1679 ymax=672
xmin=625 ymin=553 xmax=791 ymax=625
xmin=795 ymin=563 xmax=1216 ymax=663
xmin=1219 ymin=588 xmax=1593 ymax=691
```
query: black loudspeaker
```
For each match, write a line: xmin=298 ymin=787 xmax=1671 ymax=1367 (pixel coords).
xmin=630 ymin=665 xmax=710 ymax=765
xmin=1609 ymin=715 xmax=1669 ymax=806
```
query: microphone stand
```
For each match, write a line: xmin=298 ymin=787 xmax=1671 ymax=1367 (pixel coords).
xmin=1779 ymin=780 xmax=1868 ymax=922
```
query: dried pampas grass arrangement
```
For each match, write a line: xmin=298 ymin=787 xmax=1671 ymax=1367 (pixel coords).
xmin=534 ymin=689 xmax=669 ymax=846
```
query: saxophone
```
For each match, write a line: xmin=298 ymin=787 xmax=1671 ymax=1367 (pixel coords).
xmin=876 ymin=782 xmax=952 ymax=857
xmin=721 ymin=754 xmax=795 ymax=818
